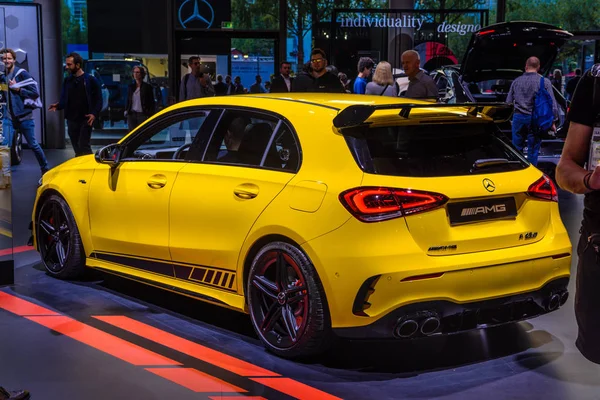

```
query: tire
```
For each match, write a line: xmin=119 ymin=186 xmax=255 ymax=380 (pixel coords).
xmin=36 ymin=194 xmax=86 ymax=279
xmin=247 ymin=241 xmax=331 ymax=359
xmin=10 ymin=131 xmax=22 ymax=166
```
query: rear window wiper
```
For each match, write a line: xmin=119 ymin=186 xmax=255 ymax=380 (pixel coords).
xmin=472 ymin=158 xmax=522 ymax=170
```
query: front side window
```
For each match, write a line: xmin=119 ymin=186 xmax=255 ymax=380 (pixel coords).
xmin=121 ymin=111 xmax=212 ymax=161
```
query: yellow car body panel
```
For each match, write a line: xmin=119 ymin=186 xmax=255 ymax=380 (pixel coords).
xmin=32 ymin=93 xmax=572 ymax=340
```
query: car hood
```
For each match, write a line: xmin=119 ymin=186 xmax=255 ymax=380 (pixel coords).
xmin=460 ymin=21 xmax=573 ymax=82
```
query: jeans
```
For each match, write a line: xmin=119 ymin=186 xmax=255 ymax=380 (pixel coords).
xmin=126 ymin=111 xmax=148 ymax=132
xmin=2 ymin=118 xmax=49 ymax=172
xmin=67 ymin=120 xmax=93 ymax=156
xmin=512 ymin=113 xmax=542 ymax=166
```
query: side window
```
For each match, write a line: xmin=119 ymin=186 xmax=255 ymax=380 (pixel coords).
xmin=121 ymin=111 xmax=211 ymax=161
xmin=201 ymin=109 xmax=300 ymax=172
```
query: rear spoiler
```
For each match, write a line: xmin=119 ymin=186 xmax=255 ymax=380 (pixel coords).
xmin=332 ymin=102 xmax=514 ymax=129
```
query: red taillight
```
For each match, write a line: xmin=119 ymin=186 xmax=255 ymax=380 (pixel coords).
xmin=478 ymin=29 xmax=496 ymax=36
xmin=339 ymin=187 xmax=449 ymax=223
xmin=527 ymin=175 xmax=558 ymax=202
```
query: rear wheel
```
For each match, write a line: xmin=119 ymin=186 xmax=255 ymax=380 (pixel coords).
xmin=10 ymin=131 xmax=22 ymax=166
xmin=36 ymin=194 xmax=85 ymax=279
xmin=247 ymin=241 xmax=331 ymax=359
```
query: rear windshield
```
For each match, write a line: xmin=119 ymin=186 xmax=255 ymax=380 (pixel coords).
xmin=344 ymin=122 xmax=528 ymax=177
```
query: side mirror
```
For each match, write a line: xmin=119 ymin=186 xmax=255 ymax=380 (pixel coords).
xmin=95 ymin=143 xmax=122 ymax=166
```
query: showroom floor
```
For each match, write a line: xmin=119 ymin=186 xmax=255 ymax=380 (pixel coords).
xmin=2 ymin=150 xmax=600 ymax=400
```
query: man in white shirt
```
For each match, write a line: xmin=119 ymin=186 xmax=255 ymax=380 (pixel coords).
xmin=269 ymin=62 xmax=293 ymax=93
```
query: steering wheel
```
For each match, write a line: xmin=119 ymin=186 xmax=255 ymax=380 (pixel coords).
xmin=172 ymin=143 xmax=192 ymax=160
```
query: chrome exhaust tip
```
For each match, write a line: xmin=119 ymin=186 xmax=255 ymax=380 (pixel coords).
xmin=420 ymin=316 xmax=441 ymax=336
xmin=559 ymin=291 xmax=569 ymax=306
xmin=547 ymin=293 xmax=560 ymax=311
xmin=395 ymin=319 xmax=419 ymax=338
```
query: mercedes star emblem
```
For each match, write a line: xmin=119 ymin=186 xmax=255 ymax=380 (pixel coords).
xmin=178 ymin=0 xmax=215 ymax=29
xmin=482 ymin=178 xmax=496 ymax=192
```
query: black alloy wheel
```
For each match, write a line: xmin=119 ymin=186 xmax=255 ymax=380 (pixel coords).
xmin=10 ymin=131 xmax=22 ymax=166
xmin=247 ymin=242 xmax=331 ymax=359
xmin=37 ymin=194 xmax=85 ymax=279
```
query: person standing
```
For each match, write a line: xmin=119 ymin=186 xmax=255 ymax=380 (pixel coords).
xmin=250 ymin=75 xmax=266 ymax=93
xmin=292 ymin=49 xmax=344 ymax=93
xmin=270 ymin=62 xmax=293 ymax=93
xmin=125 ymin=66 xmax=155 ymax=131
xmin=556 ymin=64 xmax=600 ymax=364
xmin=214 ymin=74 xmax=227 ymax=96
xmin=179 ymin=56 xmax=215 ymax=100
xmin=48 ymin=52 xmax=102 ymax=157
xmin=0 ymin=48 xmax=49 ymax=176
xmin=566 ymin=68 xmax=582 ymax=100
xmin=506 ymin=56 xmax=558 ymax=166
xmin=353 ymin=57 xmax=374 ymax=94
xmin=365 ymin=61 xmax=397 ymax=97
xmin=400 ymin=50 xmax=437 ymax=99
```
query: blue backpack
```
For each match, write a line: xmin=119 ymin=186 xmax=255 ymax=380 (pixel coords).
xmin=531 ymin=76 xmax=554 ymax=132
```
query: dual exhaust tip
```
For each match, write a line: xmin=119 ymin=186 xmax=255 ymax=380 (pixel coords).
xmin=546 ymin=290 xmax=569 ymax=312
xmin=395 ymin=315 xmax=440 ymax=338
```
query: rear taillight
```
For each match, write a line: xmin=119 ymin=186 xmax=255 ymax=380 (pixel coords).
xmin=527 ymin=175 xmax=558 ymax=202
xmin=339 ymin=187 xmax=448 ymax=223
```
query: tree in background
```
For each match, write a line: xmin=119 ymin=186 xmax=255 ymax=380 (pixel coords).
xmin=231 ymin=0 xmax=384 ymax=66
xmin=61 ymin=0 xmax=88 ymax=55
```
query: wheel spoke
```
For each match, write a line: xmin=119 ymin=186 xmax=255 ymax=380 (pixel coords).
xmin=281 ymin=304 xmax=298 ymax=342
xmin=252 ymin=276 xmax=278 ymax=300
xmin=39 ymin=220 xmax=55 ymax=235
xmin=260 ymin=303 xmax=282 ymax=333
xmin=287 ymin=291 xmax=307 ymax=306
xmin=44 ymin=240 xmax=57 ymax=262
xmin=275 ymin=251 xmax=288 ymax=291
xmin=56 ymin=242 xmax=66 ymax=266
xmin=52 ymin=204 xmax=61 ymax=230
xmin=285 ymin=285 xmax=306 ymax=296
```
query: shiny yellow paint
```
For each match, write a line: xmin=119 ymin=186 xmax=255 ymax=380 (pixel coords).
xmin=33 ymin=93 xmax=572 ymax=329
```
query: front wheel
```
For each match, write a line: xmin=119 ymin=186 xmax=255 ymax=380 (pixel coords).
xmin=36 ymin=194 xmax=85 ymax=279
xmin=247 ymin=241 xmax=331 ymax=359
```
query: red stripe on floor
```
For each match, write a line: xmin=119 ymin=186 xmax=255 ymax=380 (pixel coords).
xmin=27 ymin=315 xmax=182 ymax=366
xmin=94 ymin=315 xmax=279 ymax=377
xmin=0 ymin=291 xmax=59 ymax=316
xmin=251 ymin=378 xmax=343 ymax=400
xmin=0 ymin=245 xmax=34 ymax=257
xmin=146 ymin=367 xmax=247 ymax=393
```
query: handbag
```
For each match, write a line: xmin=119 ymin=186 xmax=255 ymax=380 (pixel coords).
xmin=11 ymin=69 xmax=43 ymax=109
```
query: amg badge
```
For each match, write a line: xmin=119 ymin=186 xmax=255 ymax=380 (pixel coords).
xmin=519 ymin=232 xmax=538 ymax=240
xmin=461 ymin=204 xmax=506 ymax=216
xmin=428 ymin=245 xmax=458 ymax=252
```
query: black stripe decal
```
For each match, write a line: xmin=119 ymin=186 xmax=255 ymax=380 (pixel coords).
xmin=90 ymin=252 xmax=237 ymax=292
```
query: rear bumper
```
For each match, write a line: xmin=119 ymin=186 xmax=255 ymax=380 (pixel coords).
xmin=334 ymin=277 xmax=569 ymax=339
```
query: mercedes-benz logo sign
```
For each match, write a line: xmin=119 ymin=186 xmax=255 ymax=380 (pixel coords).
xmin=482 ymin=178 xmax=496 ymax=192
xmin=178 ymin=0 xmax=215 ymax=29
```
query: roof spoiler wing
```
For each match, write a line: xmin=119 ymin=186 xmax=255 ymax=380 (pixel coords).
xmin=332 ymin=102 xmax=514 ymax=129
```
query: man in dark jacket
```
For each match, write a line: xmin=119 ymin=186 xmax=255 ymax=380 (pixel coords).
xmin=49 ymin=52 xmax=102 ymax=156
xmin=0 ymin=48 xmax=49 ymax=177
xmin=270 ymin=62 xmax=293 ymax=93
xmin=292 ymin=49 xmax=344 ymax=93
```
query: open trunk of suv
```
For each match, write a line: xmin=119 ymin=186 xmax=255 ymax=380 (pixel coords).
xmin=342 ymin=120 xmax=557 ymax=255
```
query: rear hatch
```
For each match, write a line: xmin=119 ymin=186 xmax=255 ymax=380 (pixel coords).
xmin=341 ymin=118 xmax=557 ymax=256
xmin=460 ymin=21 xmax=573 ymax=83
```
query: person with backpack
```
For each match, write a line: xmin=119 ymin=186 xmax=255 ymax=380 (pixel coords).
xmin=506 ymin=56 xmax=558 ymax=166
xmin=0 ymin=48 xmax=49 ymax=180
xmin=556 ymin=63 xmax=600 ymax=364
xmin=178 ymin=56 xmax=215 ymax=101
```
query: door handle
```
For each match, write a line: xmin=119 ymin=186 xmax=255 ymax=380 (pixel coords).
xmin=234 ymin=183 xmax=259 ymax=199
xmin=147 ymin=175 xmax=167 ymax=189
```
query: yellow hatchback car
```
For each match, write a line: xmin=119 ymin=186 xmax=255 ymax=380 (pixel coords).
xmin=32 ymin=94 xmax=572 ymax=359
